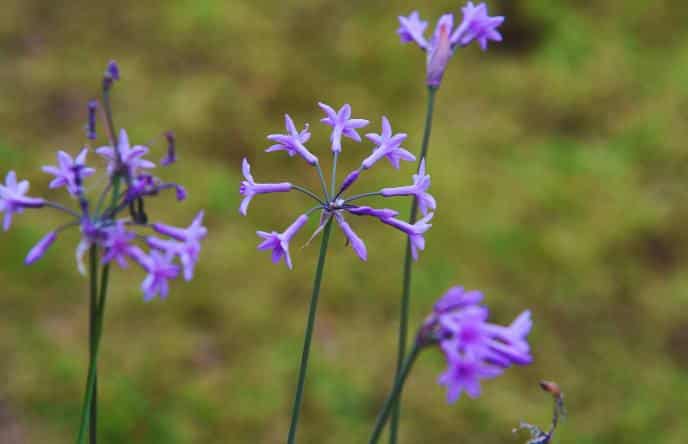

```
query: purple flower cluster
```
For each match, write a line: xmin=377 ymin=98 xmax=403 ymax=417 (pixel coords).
xmin=239 ymin=103 xmax=437 ymax=268
xmin=419 ymin=286 xmax=532 ymax=403
xmin=397 ymin=2 xmax=505 ymax=87
xmin=1 ymin=61 xmax=206 ymax=301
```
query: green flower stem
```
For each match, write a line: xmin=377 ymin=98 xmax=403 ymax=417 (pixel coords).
xmin=369 ymin=343 xmax=422 ymax=444
xmin=315 ymin=162 xmax=330 ymax=202
xmin=389 ymin=86 xmax=437 ymax=444
xmin=287 ymin=217 xmax=334 ymax=444
xmin=76 ymin=175 xmax=120 ymax=444
xmin=331 ymin=152 xmax=339 ymax=198
xmin=88 ymin=246 xmax=99 ymax=444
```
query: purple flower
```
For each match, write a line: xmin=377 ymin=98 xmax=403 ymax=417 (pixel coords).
xmin=101 ymin=221 xmax=138 ymax=268
xmin=318 ymin=103 xmax=369 ymax=153
xmin=427 ymin=14 xmax=454 ymax=87
xmin=256 ymin=214 xmax=308 ymax=269
xmin=96 ymin=129 xmax=155 ymax=177
xmin=153 ymin=210 xmax=208 ymax=245
xmin=380 ymin=159 xmax=436 ymax=215
xmin=42 ymin=148 xmax=96 ymax=196
xmin=452 ymin=2 xmax=505 ymax=51
xmin=267 ymin=115 xmax=319 ymax=165
xmin=397 ymin=11 xmax=429 ymax=49
xmin=382 ymin=212 xmax=433 ymax=260
xmin=147 ymin=237 xmax=200 ymax=281
xmin=106 ymin=60 xmax=120 ymax=81
xmin=346 ymin=205 xmax=399 ymax=221
xmin=139 ymin=250 xmax=180 ymax=301
xmin=363 ymin=117 xmax=415 ymax=169
xmin=239 ymin=158 xmax=292 ymax=216
xmin=421 ymin=286 xmax=533 ymax=404
xmin=0 ymin=171 xmax=45 ymax=231
xmin=397 ymin=3 xmax=504 ymax=87
xmin=334 ymin=213 xmax=367 ymax=260
xmin=25 ymin=231 xmax=58 ymax=265
xmin=243 ymin=103 xmax=436 ymax=267
xmin=438 ymin=352 xmax=502 ymax=402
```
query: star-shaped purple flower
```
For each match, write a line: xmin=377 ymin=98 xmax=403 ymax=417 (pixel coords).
xmin=362 ymin=117 xmax=416 ymax=169
xmin=397 ymin=10 xmax=429 ymax=49
xmin=266 ymin=115 xmax=319 ymax=166
xmin=380 ymin=159 xmax=436 ymax=216
xmin=318 ymin=102 xmax=369 ymax=153
xmin=239 ymin=158 xmax=292 ymax=216
xmin=452 ymin=1 xmax=505 ymax=51
xmin=256 ymin=214 xmax=309 ymax=269
xmin=96 ymin=128 xmax=155 ymax=177
xmin=42 ymin=148 xmax=96 ymax=196
xmin=139 ymin=249 xmax=180 ymax=301
xmin=0 ymin=171 xmax=45 ymax=231
xmin=438 ymin=351 xmax=503 ymax=402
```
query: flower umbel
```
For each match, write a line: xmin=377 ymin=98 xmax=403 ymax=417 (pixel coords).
xmin=240 ymin=103 xmax=437 ymax=268
xmin=419 ymin=286 xmax=533 ymax=403
xmin=397 ymin=2 xmax=505 ymax=87
xmin=5 ymin=61 xmax=206 ymax=301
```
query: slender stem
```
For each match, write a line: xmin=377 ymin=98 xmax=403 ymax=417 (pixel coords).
xmin=76 ymin=256 xmax=112 ymax=444
xmin=342 ymin=191 xmax=382 ymax=203
xmin=369 ymin=343 xmax=422 ymax=444
xmin=88 ymin=246 xmax=99 ymax=444
xmin=389 ymin=86 xmax=437 ymax=444
xmin=315 ymin=162 xmax=330 ymax=202
xmin=94 ymin=181 xmax=113 ymax=217
xmin=101 ymin=90 xmax=118 ymax=152
xmin=330 ymin=152 xmax=339 ymax=198
xmin=43 ymin=201 xmax=82 ymax=219
xmin=292 ymin=185 xmax=326 ymax=205
xmin=286 ymin=218 xmax=334 ymax=444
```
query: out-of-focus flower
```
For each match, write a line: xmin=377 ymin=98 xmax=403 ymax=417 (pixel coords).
xmin=419 ymin=286 xmax=533 ymax=403
xmin=139 ymin=250 xmax=180 ymax=301
xmin=97 ymin=129 xmax=155 ymax=177
xmin=397 ymin=3 xmax=505 ymax=87
xmin=42 ymin=148 xmax=95 ymax=196
xmin=0 ymin=171 xmax=45 ymax=231
xmin=101 ymin=221 xmax=138 ymax=268
xmin=452 ymin=2 xmax=505 ymax=51
xmin=25 ymin=231 xmax=58 ymax=265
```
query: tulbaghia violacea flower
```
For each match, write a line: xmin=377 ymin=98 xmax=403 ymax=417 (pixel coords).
xmin=362 ymin=117 xmax=415 ymax=170
xmin=240 ymin=102 xmax=436 ymax=268
xmin=418 ymin=286 xmax=533 ymax=403
xmin=380 ymin=159 xmax=436 ymax=215
xmin=3 ymin=61 xmax=206 ymax=301
xmin=397 ymin=2 xmax=505 ymax=87
xmin=96 ymin=128 xmax=155 ymax=176
xmin=239 ymin=158 xmax=292 ymax=216
xmin=318 ymin=103 xmax=370 ymax=153
xmin=0 ymin=171 xmax=45 ymax=231
xmin=266 ymin=115 xmax=318 ymax=165
xmin=42 ymin=148 xmax=96 ymax=196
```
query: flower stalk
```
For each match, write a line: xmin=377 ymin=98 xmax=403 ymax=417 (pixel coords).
xmin=287 ymin=217 xmax=333 ymax=444
xmin=389 ymin=85 xmax=437 ymax=444
xmin=369 ymin=342 xmax=423 ymax=444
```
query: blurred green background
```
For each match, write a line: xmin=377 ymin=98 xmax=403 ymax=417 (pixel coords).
xmin=1 ymin=0 xmax=688 ymax=443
